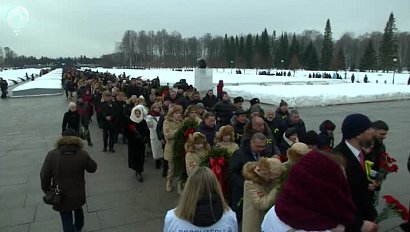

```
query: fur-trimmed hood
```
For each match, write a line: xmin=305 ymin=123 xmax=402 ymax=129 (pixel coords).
xmin=243 ymin=158 xmax=285 ymax=184
xmin=55 ymin=136 xmax=83 ymax=155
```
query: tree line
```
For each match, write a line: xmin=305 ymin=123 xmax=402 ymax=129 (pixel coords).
xmin=1 ymin=12 xmax=409 ymax=72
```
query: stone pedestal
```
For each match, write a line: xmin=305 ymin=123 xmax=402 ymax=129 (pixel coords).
xmin=194 ymin=68 xmax=213 ymax=93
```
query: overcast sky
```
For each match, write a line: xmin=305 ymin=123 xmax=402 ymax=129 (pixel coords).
xmin=0 ymin=0 xmax=409 ymax=58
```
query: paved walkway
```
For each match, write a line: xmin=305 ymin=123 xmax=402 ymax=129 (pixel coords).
xmin=0 ymin=95 xmax=409 ymax=231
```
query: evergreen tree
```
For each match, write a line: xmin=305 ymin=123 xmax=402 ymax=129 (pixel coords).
xmin=379 ymin=12 xmax=398 ymax=71
xmin=321 ymin=19 xmax=333 ymax=70
xmin=304 ymin=41 xmax=319 ymax=70
xmin=276 ymin=32 xmax=289 ymax=68
xmin=271 ymin=30 xmax=278 ymax=68
xmin=259 ymin=28 xmax=272 ymax=68
xmin=359 ymin=40 xmax=378 ymax=71
xmin=235 ymin=36 xmax=245 ymax=68
xmin=244 ymin=34 xmax=253 ymax=68
xmin=331 ymin=47 xmax=345 ymax=70
xmin=223 ymin=34 xmax=231 ymax=66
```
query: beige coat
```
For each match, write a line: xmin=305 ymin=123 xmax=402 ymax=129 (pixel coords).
xmin=242 ymin=171 xmax=278 ymax=232
xmin=185 ymin=150 xmax=207 ymax=176
xmin=215 ymin=141 xmax=239 ymax=156
xmin=163 ymin=118 xmax=182 ymax=161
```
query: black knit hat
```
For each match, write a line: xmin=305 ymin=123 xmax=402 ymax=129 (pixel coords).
xmin=250 ymin=98 xmax=260 ymax=105
xmin=341 ymin=113 xmax=372 ymax=139
xmin=279 ymin=99 xmax=288 ymax=107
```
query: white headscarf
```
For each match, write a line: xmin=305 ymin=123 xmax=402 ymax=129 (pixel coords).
xmin=130 ymin=105 xmax=146 ymax=123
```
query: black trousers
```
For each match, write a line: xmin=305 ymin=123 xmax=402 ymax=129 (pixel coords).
xmin=103 ymin=128 xmax=115 ymax=149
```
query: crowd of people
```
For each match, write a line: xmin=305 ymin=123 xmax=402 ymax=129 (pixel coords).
xmin=40 ymin=68 xmax=409 ymax=232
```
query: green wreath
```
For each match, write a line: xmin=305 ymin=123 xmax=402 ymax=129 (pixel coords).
xmin=200 ymin=146 xmax=231 ymax=167
xmin=173 ymin=119 xmax=199 ymax=183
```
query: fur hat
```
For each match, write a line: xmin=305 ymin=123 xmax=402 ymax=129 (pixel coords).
xmin=250 ymin=98 xmax=260 ymax=105
xmin=242 ymin=157 xmax=285 ymax=184
xmin=185 ymin=132 xmax=210 ymax=153
xmin=233 ymin=96 xmax=244 ymax=103
xmin=196 ymin=102 xmax=205 ymax=109
xmin=341 ymin=113 xmax=372 ymax=139
xmin=234 ymin=109 xmax=247 ymax=116
xmin=287 ymin=142 xmax=310 ymax=164
xmin=103 ymin=91 xmax=112 ymax=96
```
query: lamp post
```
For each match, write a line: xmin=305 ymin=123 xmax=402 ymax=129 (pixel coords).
xmin=392 ymin=58 xmax=397 ymax=84
xmin=230 ymin=60 xmax=233 ymax=74
xmin=281 ymin=59 xmax=284 ymax=69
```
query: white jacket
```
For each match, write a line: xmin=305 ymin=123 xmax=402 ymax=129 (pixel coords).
xmin=261 ymin=206 xmax=333 ymax=232
xmin=163 ymin=208 xmax=238 ymax=232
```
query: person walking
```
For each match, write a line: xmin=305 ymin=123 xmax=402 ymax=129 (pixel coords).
xmin=62 ymin=102 xmax=80 ymax=136
xmin=333 ymin=113 xmax=378 ymax=232
xmin=100 ymin=91 xmax=119 ymax=152
xmin=126 ymin=105 xmax=150 ymax=182
xmin=40 ymin=129 xmax=97 ymax=232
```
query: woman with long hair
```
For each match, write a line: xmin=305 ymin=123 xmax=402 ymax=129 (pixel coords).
xmin=163 ymin=166 xmax=238 ymax=232
xmin=184 ymin=132 xmax=210 ymax=176
xmin=163 ymin=105 xmax=184 ymax=192
xmin=215 ymin=125 xmax=239 ymax=156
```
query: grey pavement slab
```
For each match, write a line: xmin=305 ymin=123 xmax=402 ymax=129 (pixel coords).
xmin=0 ymin=95 xmax=409 ymax=231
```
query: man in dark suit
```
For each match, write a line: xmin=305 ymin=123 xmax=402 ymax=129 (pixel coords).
xmin=334 ymin=113 xmax=378 ymax=232
xmin=228 ymin=132 xmax=269 ymax=224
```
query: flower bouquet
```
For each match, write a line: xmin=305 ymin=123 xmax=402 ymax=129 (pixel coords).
xmin=365 ymin=152 xmax=398 ymax=182
xmin=376 ymin=195 xmax=409 ymax=223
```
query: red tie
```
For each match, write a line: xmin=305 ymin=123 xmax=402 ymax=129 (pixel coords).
xmin=358 ymin=151 xmax=365 ymax=170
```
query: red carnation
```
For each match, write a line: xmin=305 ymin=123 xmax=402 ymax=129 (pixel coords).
xmin=377 ymin=195 xmax=410 ymax=223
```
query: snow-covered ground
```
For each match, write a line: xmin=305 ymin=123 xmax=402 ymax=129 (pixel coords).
xmin=3 ymin=67 xmax=410 ymax=106
xmin=12 ymin=69 xmax=62 ymax=91
xmin=0 ymin=68 xmax=43 ymax=86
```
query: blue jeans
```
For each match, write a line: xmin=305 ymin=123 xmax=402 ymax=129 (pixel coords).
xmin=59 ymin=207 xmax=84 ymax=232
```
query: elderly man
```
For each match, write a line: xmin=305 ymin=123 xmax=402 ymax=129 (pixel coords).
xmin=242 ymin=116 xmax=280 ymax=158
xmin=333 ymin=113 xmax=378 ymax=232
xmin=228 ymin=132 xmax=271 ymax=224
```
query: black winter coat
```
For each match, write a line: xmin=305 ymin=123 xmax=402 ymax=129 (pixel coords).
xmin=100 ymin=101 xmax=120 ymax=130
xmin=317 ymin=120 xmax=335 ymax=150
xmin=197 ymin=121 xmax=217 ymax=146
xmin=126 ymin=119 xmax=150 ymax=172
xmin=62 ymin=111 xmax=80 ymax=134
xmin=278 ymin=119 xmax=307 ymax=144
xmin=228 ymin=140 xmax=269 ymax=223
xmin=213 ymin=100 xmax=235 ymax=127
xmin=202 ymin=94 xmax=218 ymax=111
xmin=333 ymin=141 xmax=377 ymax=231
